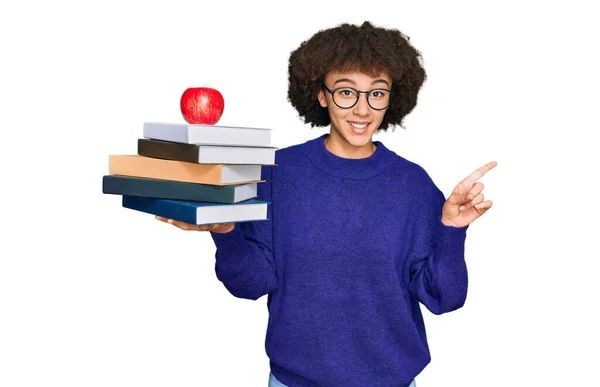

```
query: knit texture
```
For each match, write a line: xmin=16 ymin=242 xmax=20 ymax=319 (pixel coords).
xmin=211 ymin=134 xmax=469 ymax=387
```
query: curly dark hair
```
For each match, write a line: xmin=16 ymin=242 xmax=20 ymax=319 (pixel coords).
xmin=287 ymin=21 xmax=427 ymax=131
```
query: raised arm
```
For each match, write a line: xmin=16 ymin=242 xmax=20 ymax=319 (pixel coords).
xmin=407 ymin=161 xmax=496 ymax=314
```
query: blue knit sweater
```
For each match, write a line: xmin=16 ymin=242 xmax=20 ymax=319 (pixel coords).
xmin=210 ymin=134 xmax=469 ymax=387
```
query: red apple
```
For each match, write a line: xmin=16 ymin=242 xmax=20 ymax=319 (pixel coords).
xmin=180 ymin=87 xmax=225 ymax=125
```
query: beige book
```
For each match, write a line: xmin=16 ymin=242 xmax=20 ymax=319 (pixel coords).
xmin=108 ymin=155 xmax=264 ymax=185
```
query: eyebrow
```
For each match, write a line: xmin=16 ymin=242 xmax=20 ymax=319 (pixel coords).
xmin=332 ymin=78 xmax=391 ymax=88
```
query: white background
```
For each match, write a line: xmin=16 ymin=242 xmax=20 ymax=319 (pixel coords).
xmin=1 ymin=1 xmax=598 ymax=386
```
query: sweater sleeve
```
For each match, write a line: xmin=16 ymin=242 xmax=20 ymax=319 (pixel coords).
xmin=406 ymin=180 xmax=469 ymax=315
xmin=209 ymin=165 xmax=278 ymax=300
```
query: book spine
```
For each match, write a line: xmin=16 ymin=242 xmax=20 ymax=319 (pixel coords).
xmin=102 ymin=175 xmax=238 ymax=203
xmin=122 ymin=196 xmax=197 ymax=224
xmin=137 ymin=139 xmax=200 ymax=163
xmin=108 ymin=155 xmax=223 ymax=185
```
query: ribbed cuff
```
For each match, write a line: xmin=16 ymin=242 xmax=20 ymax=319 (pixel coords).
xmin=436 ymin=221 xmax=468 ymax=257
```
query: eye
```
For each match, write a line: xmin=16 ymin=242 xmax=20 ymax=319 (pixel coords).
xmin=337 ymin=88 xmax=358 ymax=98
xmin=370 ymin=90 xmax=387 ymax=98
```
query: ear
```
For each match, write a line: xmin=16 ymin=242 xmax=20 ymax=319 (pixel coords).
xmin=318 ymin=89 xmax=328 ymax=108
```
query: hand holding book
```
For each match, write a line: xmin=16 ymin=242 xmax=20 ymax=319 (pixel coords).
xmin=155 ymin=216 xmax=235 ymax=233
xmin=104 ymin=121 xmax=273 ymax=226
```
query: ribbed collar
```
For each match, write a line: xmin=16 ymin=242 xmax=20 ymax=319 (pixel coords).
xmin=304 ymin=134 xmax=396 ymax=180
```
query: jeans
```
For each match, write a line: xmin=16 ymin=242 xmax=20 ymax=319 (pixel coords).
xmin=268 ymin=372 xmax=417 ymax=387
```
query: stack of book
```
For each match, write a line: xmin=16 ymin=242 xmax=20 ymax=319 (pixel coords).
xmin=102 ymin=121 xmax=276 ymax=225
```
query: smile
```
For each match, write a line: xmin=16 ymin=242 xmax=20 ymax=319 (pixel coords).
xmin=349 ymin=122 xmax=368 ymax=129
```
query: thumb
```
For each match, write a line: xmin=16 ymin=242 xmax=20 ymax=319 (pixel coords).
xmin=447 ymin=181 xmax=473 ymax=206
xmin=446 ymin=190 xmax=465 ymax=206
xmin=213 ymin=223 xmax=235 ymax=233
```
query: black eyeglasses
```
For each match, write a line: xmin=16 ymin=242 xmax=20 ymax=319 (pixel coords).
xmin=322 ymin=83 xmax=395 ymax=110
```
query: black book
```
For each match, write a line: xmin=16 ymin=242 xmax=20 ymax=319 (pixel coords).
xmin=138 ymin=138 xmax=276 ymax=165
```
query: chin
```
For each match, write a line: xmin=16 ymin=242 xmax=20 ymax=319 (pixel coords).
xmin=345 ymin=128 xmax=376 ymax=146
xmin=346 ymin=135 xmax=371 ymax=148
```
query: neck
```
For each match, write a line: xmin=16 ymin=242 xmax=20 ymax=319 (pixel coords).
xmin=324 ymin=133 xmax=376 ymax=159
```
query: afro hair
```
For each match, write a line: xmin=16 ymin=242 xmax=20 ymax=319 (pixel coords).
xmin=287 ymin=21 xmax=427 ymax=131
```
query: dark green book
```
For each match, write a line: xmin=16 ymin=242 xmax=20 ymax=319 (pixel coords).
xmin=102 ymin=175 xmax=258 ymax=204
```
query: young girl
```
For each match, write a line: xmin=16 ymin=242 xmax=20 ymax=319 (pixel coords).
xmin=157 ymin=21 xmax=496 ymax=387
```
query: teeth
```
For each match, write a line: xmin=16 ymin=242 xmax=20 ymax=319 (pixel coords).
xmin=350 ymin=122 xmax=368 ymax=129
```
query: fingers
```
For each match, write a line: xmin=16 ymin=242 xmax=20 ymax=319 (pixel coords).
xmin=465 ymin=182 xmax=484 ymax=201
xmin=448 ymin=162 xmax=496 ymax=206
xmin=460 ymin=161 xmax=497 ymax=189
xmin=156 ymin=215 xmax=200 ymax=230
xmin=459 ymin=182 xmax=484 ymax=210
xmin=155 ymin=216 xmax=233 ymax=233
xmin=474 ymin=200 xmax=493 ymax=215
xmin=448 ymin=181 xmax=478 ymax=205
xmin=171 ymin=219 xmax=201 ymax=231
xmin=459 ymin=192 xmax=484 ymax=212
xmin=197 ymin=223 xmax=234 ymax=232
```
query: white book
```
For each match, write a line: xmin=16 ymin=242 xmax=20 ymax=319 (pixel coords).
xmin=143 ymin=122 xmax=272 ymax=147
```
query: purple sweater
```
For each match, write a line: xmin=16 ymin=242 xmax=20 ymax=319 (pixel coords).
xmin=210 ymin=134 xmax=469 ymax=387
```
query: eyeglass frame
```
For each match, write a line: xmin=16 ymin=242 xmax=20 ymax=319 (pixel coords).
xmin=321 ymin=83 xmax=396 ymax=110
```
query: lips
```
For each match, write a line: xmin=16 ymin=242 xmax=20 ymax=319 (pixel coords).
xmin=349 ymin=121 xmax=369 ymax=134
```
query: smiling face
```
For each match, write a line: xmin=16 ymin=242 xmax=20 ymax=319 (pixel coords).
xmin=318 ymin=71 xmax=392 ymax=158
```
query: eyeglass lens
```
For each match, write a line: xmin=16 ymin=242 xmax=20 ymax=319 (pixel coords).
xmin=333 ymin=88 xmax=391 ymax=109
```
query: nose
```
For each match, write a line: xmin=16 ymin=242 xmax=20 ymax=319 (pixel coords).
xmin=352 ymin=93 xmax=370 ymax=116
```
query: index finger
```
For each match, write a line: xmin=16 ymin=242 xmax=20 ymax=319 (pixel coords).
xmin=461 ymin=161 xmax=497 ymax=187
xmin=198 ymin=223 xmax=234 ymax=231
